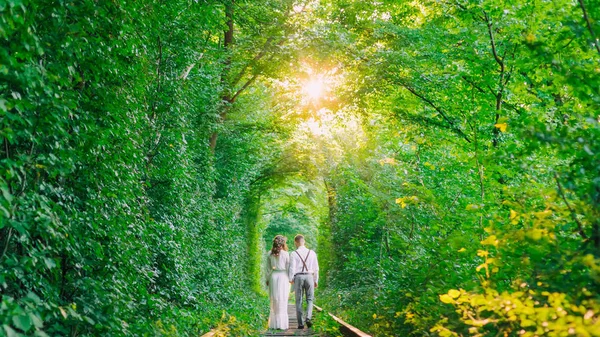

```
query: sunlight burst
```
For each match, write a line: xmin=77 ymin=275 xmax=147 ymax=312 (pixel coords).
xmin=302 ymin=77 xmax=326 ymax=101
xmin=301 ymin=108 xmax=335 ymax=137
xmin=305 ymin=118 xmax=324 ymax=136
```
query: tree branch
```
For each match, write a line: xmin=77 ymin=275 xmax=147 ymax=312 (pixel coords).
xmin=554 ymin=173 xmax=588 ymax=240
xmin=399 ymin=82 xmax=472 ymax=143
xmin=230 ymin=37 xmax=274 ymax=88
xmin=230 ymin=74 xmax=259 ymax=103
xmin=483 ymin=11 xmax=505 ymax=70
xmin=462 ymin=75 xmax=495 ymax=96
xmin=179 ymin=53 xmax=204 ymax=80
xmin=578 ymin=0 xmax=600 ymax=56
xmin=151 ymin=35 xmax=163 ymax=120
xmin=1 ymin=228 xmax=12 ymax=260
xmin=440 ymin=191 xmax=463 ymax=222
xmin=211 ymin=0 xmax=235 ymax=152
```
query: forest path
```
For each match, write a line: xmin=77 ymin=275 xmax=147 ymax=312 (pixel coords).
xmin=259 ymin=303 xmax=374 ymax=337
xmin=261 ymin=304 xmax=320 ymax=336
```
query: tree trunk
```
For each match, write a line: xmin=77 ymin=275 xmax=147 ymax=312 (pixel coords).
xmin=209 ymin=0 xmax=235 ymax=152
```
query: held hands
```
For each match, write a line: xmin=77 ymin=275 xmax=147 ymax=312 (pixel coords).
xmin=314 ymin=282 xmax=318 ymax=288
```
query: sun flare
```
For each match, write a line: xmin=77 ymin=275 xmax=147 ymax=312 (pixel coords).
xmin=301 ymin=108 xmax=335 ymax=137
xmin=302 ymin=77 xmax=326 ymax=101
xmin=305 ymin=118 xmax=324 ymax=136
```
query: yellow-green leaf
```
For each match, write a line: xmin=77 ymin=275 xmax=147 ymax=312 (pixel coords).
xmin=440 ymin=294 xmax=454 ymax=304
xmin=448 ymin=289 xmax=460 ymax=299
xmin=494 ymin=123 xmax=507 ymax=132
xmin=480 ymin=235 xmax=498 ymax=247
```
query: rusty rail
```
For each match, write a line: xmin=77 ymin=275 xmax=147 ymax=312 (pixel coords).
xmin=205 ymin=304 xmax=372 ymax=337
xmin=314 ymin=305 xmax=372 ymax=337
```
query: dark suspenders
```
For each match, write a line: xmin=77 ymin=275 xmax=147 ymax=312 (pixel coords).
xmin=295 ymin=250 xmax=311 ymax=273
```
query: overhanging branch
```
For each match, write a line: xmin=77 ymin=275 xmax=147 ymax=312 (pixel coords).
xmin=399 ymin=82 xmax=472 ymax=143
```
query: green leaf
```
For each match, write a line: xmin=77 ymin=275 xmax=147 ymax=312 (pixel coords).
xmin=1 ymin=184 xmax=13 ymax=203
xmin=43 ymin=258 xmax=56 ymax=270
xmin=3 ymin=325 xmax=18 ymax=337
xmin=29 ymin=313 xmax=43 ymax=329
xmin=12 ymin=314 xmax=32 ymax=331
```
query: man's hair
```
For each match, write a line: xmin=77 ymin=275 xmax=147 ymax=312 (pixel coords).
xmin=294 ymin=234 xmax=305 ymax=243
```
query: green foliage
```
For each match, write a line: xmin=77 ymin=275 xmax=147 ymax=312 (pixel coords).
xmin=305 ymin=0 xmax=600 ymax=336
xmin=1 ymin=0 xmax=296 ymax=336
xmin=312 ymin=310 xmax=343 ymax=337
xmin=3 ymin=0 xmax=600 ymax=336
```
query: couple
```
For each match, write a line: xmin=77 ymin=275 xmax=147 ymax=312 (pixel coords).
xmin=265 ymin=234 xmax=319 ymax=330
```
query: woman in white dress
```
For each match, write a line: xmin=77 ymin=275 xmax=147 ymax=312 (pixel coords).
xmin=265 ymin=235 xmax=291 ymax=330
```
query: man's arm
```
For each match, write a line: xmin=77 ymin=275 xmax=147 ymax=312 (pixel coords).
xmin=288 ymin=252 xmax=295 ymax=283
xmin=314 ymin=252 xmax=319 ymax=287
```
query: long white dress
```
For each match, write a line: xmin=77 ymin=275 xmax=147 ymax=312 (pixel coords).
xmin=265 ymin=250 xmax=290 ymax=330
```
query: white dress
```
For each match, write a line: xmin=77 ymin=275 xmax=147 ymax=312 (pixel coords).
xmin=265 ymin=250 xmax=290 ymax=329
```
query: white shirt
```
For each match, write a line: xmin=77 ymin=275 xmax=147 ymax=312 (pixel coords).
xmin=288 ymin=245 xmax=319 ymax=284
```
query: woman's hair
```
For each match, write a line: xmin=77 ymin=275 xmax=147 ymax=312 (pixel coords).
xmin=270 ymin=235 xmax=288 ymax=256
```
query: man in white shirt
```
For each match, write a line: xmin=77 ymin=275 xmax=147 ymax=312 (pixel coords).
xmin=288 ymin=234 xmax=319 ymax=329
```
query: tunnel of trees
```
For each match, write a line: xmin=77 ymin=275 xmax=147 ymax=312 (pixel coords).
xmin=1 ymin=0 xmax=599 ymax=336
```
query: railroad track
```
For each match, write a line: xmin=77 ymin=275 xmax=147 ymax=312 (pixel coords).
xmin=313 ymin=305 xmax=372 ymax=337
xmin=201 ymin=303 xmax=372 ymax=337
